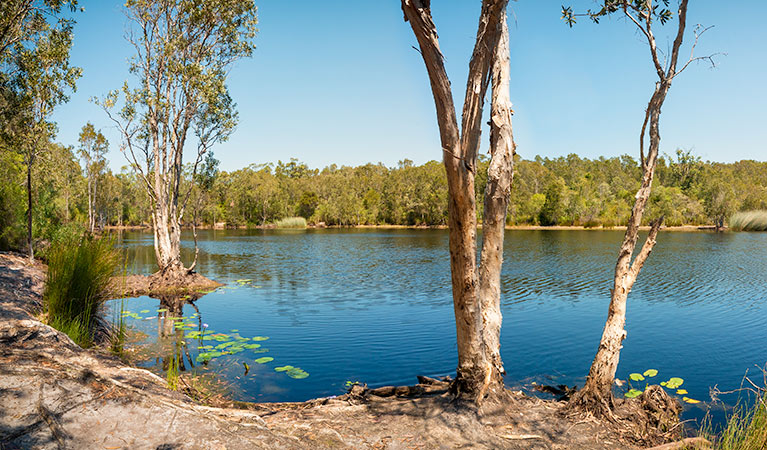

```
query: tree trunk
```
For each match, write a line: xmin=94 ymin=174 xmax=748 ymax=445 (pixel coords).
xmin=570 ymin=86 xmax=672 ymax=417
xmin=402 ymin=0 xmax=509 ymax=401
xmin=478 ymin=11 xmax=515 ymax=399
xmin=87 ymin=176 xmax=93 ymax=233
xmin=26 ymin=157 xmax=33 ymax=260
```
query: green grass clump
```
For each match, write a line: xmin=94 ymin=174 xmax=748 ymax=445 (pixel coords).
xmin=702 ymin=394 xmax=767 ymax=450
xmin=730 ymin=211 xmax=767 ymax=231
xmin=43 ymin=233 xmax=118 ymax=348
xmin=274 ymin=217 xmax=307 ymax=229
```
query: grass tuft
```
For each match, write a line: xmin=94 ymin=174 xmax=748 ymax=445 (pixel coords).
xmin=43 ymin=233 xmax=118 ymax=348
xmin=730 ymin=211 xmax=767 ymax=231
xmin=701 ymin=394 xmax=767 ymax=450
xmin=274 ymin=216 xmax=307 ymax=229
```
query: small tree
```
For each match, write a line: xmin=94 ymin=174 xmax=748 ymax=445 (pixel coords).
xmin=78 ymin=123 xmax=108 ymax=233
xmin=99 ymin=0 xmax=256 ymax=279
xmin=402 ymin=0 xmax=515 ymax=401
xmin=563 ymin=0 xmax=717 ymax=416
xmin=4 ymin=7 xmax=81 ymax=258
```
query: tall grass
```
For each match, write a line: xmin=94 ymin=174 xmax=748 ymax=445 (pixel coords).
xmin=43 ymin=233 xmax=118 ymax=348
xmin=730 ymin=211 xmax=767 ymax=231
xmin=707 ymin=395 xmax=767 ymax=450
xmin=275 ymin=216 xmax=307 ymax=229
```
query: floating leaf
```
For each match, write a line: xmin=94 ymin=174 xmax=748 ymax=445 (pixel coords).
xmin=682 ymin=397 xmax=700 ymax=404
xmin=252 ymin=336 xmax=269 ymax=341
xmin=676 ymin=389 xmax=688 ymax=395
xmin=274 ymin=365 xmax=294 ymax=372
xmin=231 ymin=329 xmax=239 ymax=332
xmin=186 ymin=331 xmax=202 ymax=339
xmin=255 ymin=357 xmax=274 ymax=364
xmin=157 ymin=308 xmax=168 ymax=312
xmin=665 ymin=377 xmax=684 ymax=389
xmin=643 ymin=369 xmax=658 ymax=378
xmin=215 ymin=342 xmax=236 ymax=350
xmin=140 ymin=310 xmax=150 ymax=313
xmin=624 ymin=389 xmax=643 ymax=398
xmin=253 ymin=348 xmax=269 ymax=354
xmin=286 ymin=368 xmax=309 ymax=379
xmin=629 ymin=373 xmax=645 ymax=382
xmin=661 ymin=381 xmax=668 ymax=387
xmin=241 ymin=343 xmax=261 ymax=349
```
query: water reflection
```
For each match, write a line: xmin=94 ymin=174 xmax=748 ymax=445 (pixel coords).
xmin=109 ymin=228 xmax=767 ymax=425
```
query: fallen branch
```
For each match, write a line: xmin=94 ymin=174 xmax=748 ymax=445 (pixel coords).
xmin=645 ymin=437 xmax=711 ymax=450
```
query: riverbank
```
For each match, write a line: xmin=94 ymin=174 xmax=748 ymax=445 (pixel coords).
xmin=0 ymin=252 xmax=694 ymax=449
xmin=103 ymin=223 xmax=722 ymax=232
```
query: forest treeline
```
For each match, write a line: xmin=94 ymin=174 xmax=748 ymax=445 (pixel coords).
xmin=1 ymin=143 xmax=765 ymax=249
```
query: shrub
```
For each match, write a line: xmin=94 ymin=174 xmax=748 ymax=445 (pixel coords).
xmin=43 ymin=233 xmax=118 ymax=347
xmin=730 ymin=211 xmax=767 ymax=231
xmin=274 ymin=216 xmax=307 ymax=229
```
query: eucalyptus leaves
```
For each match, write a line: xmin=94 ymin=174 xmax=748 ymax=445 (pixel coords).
xmin=624 ymin=369 xmax=700 ymax=404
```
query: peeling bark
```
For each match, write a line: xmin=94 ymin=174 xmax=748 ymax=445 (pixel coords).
xmin=478 ymin=11 xmax=515 ymax=399
xmin=402 ymin=0 xmax=512 ymax=401
xmin=570 ymin=0 xmax=690 ymax=416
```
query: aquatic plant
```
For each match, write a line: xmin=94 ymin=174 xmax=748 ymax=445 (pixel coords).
xmin=109 ymin=301 xmax=127 ymax=358
xmin=730 ymin=211 xmax=767 ymax=231
xmin=43 ymin=233 xmax=118 ymax=347
xmin=274 ymin=217 xmax=307 ymax=229
xmin=624 ymin=369 xmax=700 ymax=404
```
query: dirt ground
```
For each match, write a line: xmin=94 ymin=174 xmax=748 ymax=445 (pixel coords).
xmin=0 ymin=252 xmax=692 ymax=449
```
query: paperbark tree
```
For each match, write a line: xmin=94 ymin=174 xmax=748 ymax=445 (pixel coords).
xmin=99 ymin=0 xmax=256 ymax=279
xmin=78 ymin=123 xmax=108 ymax=233
xmin=402 ymin=0 xmax=515 ymax=401
xmin=563 ymin=0 xmax=715 ymax=416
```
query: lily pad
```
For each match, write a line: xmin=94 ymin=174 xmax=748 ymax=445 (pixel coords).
xmin=629 ymin=373 xmax=645 ymax=382
xmin=274 ymin=365 xmax=294 ymax=372
xmin=215 ymin=341 xmax=236 ymax=349
xmin=252 ymin=336 xmax=269 ymax=341
xmin=140 ymin=309 xmax=150 ymax=313
xmin=255 ymin=357 xmax=274 ymax=364
xmin=624 ymin=389 xmax=643 ymax=398
xmin=185 ymin=331 xmax=202 ymax=339
xmin=665 ymin=377 xmax=684 ymax=389
xmin=643 ymin=369 xmax=658 ymax=378
xmin=676 ymin=389 xmax=688 ymax=395
xmin=241 ymin=343 xmax=261 ymax=349
xmin=682 ymin=397 xmax=700 ymax=404
xmin=253 ymin=349 xmax=269 ymax=354
xmin=286 ymin=368 xmax=309 ymax=379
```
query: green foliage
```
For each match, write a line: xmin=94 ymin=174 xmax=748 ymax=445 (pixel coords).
xmin=730 ymin=211 xmax=767 ymax=232
xmin=43 ymin=232 xmax=118 ymax=347
xmin=705 ymin=395 xmax=767 ymax=450
xmin=274 ymin=217 xmax=307 ymax=229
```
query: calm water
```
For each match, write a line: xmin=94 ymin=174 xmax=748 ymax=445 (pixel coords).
xmin=109 ymin=229 xmax=767 ymax=423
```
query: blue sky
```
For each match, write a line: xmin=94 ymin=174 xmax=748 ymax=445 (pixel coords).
xmin=52 ymin=1 xmax=766 ymax=172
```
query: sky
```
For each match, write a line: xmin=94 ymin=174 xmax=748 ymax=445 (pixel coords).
xmin=51 ymin=1 xmax=766 ymax=172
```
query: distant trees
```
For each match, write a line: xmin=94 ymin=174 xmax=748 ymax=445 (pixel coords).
xmin=77 ymin=123 xmax=108 ymax=233
xmin=100 ymin=0 xmax=257 ymax=278
xmin=402 ymin=0 xmax=515 ymax=401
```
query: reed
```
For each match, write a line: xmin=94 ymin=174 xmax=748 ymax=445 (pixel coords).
xmin=730 ymin=210 xmax=767 ymax=231
xmin=43 ymin=233 xmax=118 ymax=347
xmin=715 ymin=396 xmax=767 ymax=449
xmin=275 ymin=216 xmax=307 ymax=229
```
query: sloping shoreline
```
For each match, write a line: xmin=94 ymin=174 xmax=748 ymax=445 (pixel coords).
xmin=0 ymin=252 xmax=664 ymax=449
